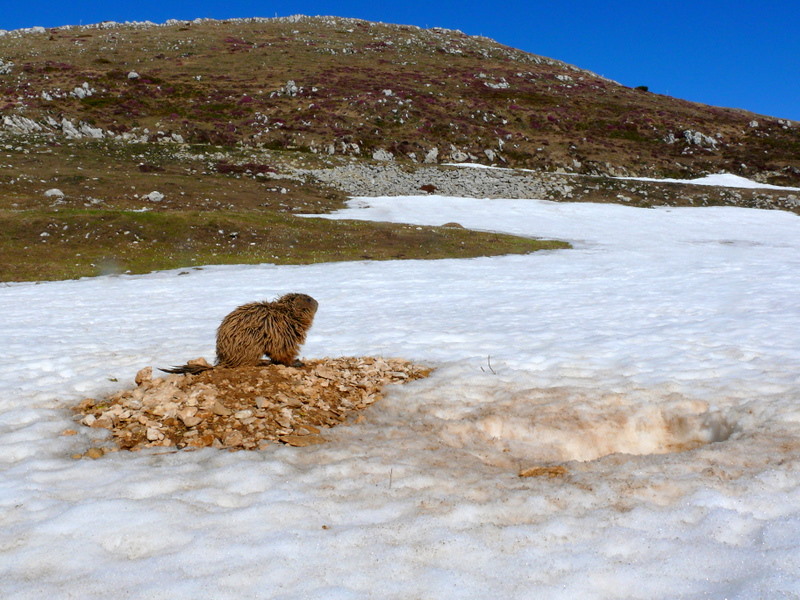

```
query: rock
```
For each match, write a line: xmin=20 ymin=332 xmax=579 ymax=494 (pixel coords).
xmin=178 ymin=407 xmax=201 ymax=427
xmin=372 ymin=149 xmax=394 ymax=162
xmin=143 ymin=191 xmax=164 ymax=202
xmin=44 ymin=188 xmax=65 ymax=199
xmin=3 ymin=115 xmax=44 ymax=135
xmin=449 ymin=147 xmax=469 ymax=162
xmin=283 ymin=80 xmax=299 ymax=96
xmin=127 ymin=71 xmax=140 ymax=79
xmin=683 ymin=129 xmax=719 ymax=150
xmin=135 ymin=366 xmax=152 ymax=386
xmin=212 ymin=402 xmax=232 ymax=416
xmin=76 ymin=398 xmax=96 ymax=411
xmin=275 ymin=413 xmax=293 ymax=429
xmin=423 ymin=147 xmax=439 ymax=164
xmin=70 ymin=83 xmax=94 ymax=99
xmin=85 ymin=447 xmax=105 ymax=459
xmin=222 ymin=430 xmax=244 ymax=447
xmin=313 ymin=365 xmax=337 ymax=380
xmin=279 ymin=434 xmax=326 ymax=447
xmin=91 ymin=415 xmax=114 ymax=429
xmin=294 ymin=424 xmax=320 ymax=435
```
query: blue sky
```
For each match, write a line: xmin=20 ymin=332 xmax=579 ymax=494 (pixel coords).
xmin=2 ymin=0 xmax=798 ymax=121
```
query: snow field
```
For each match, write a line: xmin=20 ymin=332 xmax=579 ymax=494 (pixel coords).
xmin=1 ymin=196 xmax=800 ymax=598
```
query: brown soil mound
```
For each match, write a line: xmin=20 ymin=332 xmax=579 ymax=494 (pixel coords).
xmin=73 ymin=357 xmax=431 ymax=454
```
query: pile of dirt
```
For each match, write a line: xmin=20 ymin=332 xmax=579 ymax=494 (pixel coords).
xmin=73 ymin=357 xmax=431 ymax=455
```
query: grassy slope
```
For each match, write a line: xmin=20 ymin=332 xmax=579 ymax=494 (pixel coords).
xmin=0 ymin=138 xmax=568 ymax=282
xmin=3 ymin=16 xmax=798 ymax=281
xmin=1 ymin=207 xmax=567 ymax=281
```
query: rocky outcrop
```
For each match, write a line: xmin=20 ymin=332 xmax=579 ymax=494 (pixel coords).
xmin=298 ymin=161 xmax=800 ymax=213
xmin=303 ymin=162 xmax=575 ymax=199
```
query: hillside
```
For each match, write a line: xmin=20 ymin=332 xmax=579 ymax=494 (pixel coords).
xmin=1 ymin=16 xmax=799 ymax=281
xmin=1 ymin=15 xmax=798 ymax=182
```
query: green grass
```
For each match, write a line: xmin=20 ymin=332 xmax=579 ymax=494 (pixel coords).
xmin=0 ymin=208 xmax=570 ymax=282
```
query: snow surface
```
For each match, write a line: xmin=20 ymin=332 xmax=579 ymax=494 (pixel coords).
xmin=2 ymin=197 xmax=800 ymax=598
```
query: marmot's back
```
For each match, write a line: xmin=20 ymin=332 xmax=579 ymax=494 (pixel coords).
xmin=216 ymin=293 xmax=318 ymax=367
xmin=161 ymin=293 xmax=318 ymax=374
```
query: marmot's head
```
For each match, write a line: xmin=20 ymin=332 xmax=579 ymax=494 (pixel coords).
xmin=278 ymin=293 xmax=318 ymax=318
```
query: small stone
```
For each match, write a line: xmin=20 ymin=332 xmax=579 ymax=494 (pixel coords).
xmin=85 ymin=447 xmax=105 ymax=459
xmin=234 ymin=409 xmax=253 ymax=420
xmin=61 ymin=429 xmax=78 ymax=436
xmin=135 ymin=366 xmax=152 ymax=386
xmin=81 ymin=414 xmax=96 ymax=427
xmin=76 ymin=398 xmax=96 ymax=411
xmin=314 ymin=365 xmax=337 ymax=380
xmin=212 ymin=402 xmax=232 ymax=416
xmin=372 ymin=149 xmax=394 ymax=162
xmin=187 ymin=433 xmax=215 ymax=447
xmin=279 ymin=434 xmax=326 ymax=447
xmin=143 ymin=191 xmax=164 ymax=202
xmin=222 ymin=431 xmax=244 ymax=447
xmin=91 ymin=415 xmax=114 ymax=429
xmin=146 ymin=427 xmax=164 ymax=441
xmin=294 ymin=424 xmax=320 ymax=436
xmin=178 ymin=407 xmax=201 ymax=427
xmin=275 ymin=414 xmax=293 ymax=429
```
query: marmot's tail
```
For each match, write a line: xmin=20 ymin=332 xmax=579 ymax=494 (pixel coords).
xmin=159 ymin=363 xmax=214 ymax=375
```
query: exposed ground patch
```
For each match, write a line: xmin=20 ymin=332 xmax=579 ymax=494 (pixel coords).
xmin=72 ymin=357 xmax=431 ymax=456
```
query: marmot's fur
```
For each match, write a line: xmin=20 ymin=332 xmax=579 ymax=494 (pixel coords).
xmin=162 ymin=293 xmax=318 ymax=374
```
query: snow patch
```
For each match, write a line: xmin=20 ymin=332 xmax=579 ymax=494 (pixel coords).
xmin=2 ymin=198 xmax=800 ymax=598
xmin=615 ymin=172 xmax=800 ymax=191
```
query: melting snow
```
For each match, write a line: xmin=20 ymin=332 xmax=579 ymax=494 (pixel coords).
xmin=2 ymin=197 xmax=800 ymax=598
xmin=615 ymin=172 xmax=800 ymax=191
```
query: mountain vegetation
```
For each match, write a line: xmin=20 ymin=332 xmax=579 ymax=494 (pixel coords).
xmin=1 ymin=16 xmax=797 ymax=281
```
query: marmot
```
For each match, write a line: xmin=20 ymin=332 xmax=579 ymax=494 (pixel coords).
xmin=162 ymin=293 xmax=318 ymax=374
